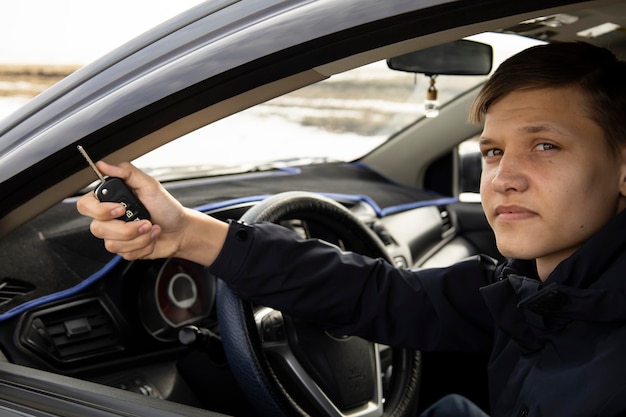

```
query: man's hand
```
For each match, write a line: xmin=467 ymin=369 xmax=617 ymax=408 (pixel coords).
xmin=77 ymin=161 xmax=228 ymax=265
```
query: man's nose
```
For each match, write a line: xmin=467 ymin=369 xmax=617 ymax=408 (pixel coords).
xmin=490 ymin=152 xmax=529 ymax=193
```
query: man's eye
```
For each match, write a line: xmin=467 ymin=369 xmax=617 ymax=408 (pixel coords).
xmin=536 ymin=143 xmax=556 ymax=151
xmin=483 ymin=148 xmax=502 ymax=158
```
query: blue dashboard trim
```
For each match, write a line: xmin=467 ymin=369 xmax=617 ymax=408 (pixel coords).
xmin=0 ymin=255 xmax=123 ymax=322
xmin=0 ymin=191 xmax=459 ymax=321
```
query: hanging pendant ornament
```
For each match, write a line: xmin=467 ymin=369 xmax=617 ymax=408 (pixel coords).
xmin=424 ymin=75 xmax=440 ymax=118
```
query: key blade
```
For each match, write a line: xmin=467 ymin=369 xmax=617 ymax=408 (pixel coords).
xmin=77 ymin=145 xmax=105 ymax=182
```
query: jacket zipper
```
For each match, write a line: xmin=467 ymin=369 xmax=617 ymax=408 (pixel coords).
xmin=517 ymin=404 xmax=529 ymax=417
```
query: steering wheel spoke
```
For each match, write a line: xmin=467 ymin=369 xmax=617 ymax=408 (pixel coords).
xmin=256 ymin=307 xmax=385 ymax=417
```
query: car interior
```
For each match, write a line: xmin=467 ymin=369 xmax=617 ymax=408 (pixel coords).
xmin=1 ymin=1 xmax=626 ymax=416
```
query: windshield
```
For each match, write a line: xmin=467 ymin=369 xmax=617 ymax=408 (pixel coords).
xmin=134 ymin=61 xmax=485 ymax=178
xmin=132 ymin=32 xmax=543 ymax=180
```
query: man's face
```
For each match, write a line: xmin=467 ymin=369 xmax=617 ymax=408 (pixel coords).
xmin=479 ymin=87 xmax=626 ymax=279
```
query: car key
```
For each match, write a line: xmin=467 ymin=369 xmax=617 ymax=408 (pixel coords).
xmin=77 ymin=145 xmax=151 ymax=222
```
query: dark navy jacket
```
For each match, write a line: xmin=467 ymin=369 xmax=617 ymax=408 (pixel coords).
xmin=210 ymin=209 xmax=626 ymax=417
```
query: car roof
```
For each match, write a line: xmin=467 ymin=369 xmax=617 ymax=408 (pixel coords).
xmin=0 ymin=0 xmax=623 ymax=237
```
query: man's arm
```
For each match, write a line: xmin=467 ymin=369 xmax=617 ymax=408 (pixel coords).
xmin=211 ymin=220 xmax=496 ymax=352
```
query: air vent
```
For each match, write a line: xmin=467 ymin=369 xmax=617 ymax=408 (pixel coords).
xmin=370 ymin=220 xmax=396 ymax=246
xmin=0 ymin=278 xmax=35 ymax=306
xmin=438 ymin=206 xmax=454 ymax=237
xmin=22 ymin=298 xmax=124 ymax=364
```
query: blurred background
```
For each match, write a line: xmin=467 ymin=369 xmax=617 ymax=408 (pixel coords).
xmin=0 ymin=0 xmax=203 ymax=120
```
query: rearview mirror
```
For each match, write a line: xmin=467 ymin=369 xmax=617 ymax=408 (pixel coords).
xmin=387 ymin=40 xmax=493 ymax=75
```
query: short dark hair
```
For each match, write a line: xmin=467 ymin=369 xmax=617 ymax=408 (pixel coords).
xmin=470 ymin=42 xmax=626 ymax=153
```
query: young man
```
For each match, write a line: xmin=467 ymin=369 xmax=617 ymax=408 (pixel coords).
xmin=77 ymin=42 xmax=626 ymax=416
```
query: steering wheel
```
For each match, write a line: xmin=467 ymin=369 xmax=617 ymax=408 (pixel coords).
xmin=216 ymin=191 xmax=421 ymax=417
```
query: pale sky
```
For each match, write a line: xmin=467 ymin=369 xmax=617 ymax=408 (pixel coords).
xmin=0 ymin=2 xmax=545 ymax=68
xmin=1 ymin=0 xmax=205 ymax=65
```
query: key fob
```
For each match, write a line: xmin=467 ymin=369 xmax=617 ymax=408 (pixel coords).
xmin=95 ymin=177 xmax=151 ymax=222
xmin=78 ymin=145 xmax=151 ymax=222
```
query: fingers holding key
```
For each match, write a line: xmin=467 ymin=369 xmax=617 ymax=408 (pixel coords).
xmin=98 ymin=221 xmax=162 ymax=260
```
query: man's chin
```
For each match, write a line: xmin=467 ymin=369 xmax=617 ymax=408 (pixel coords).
xmin=496 ymin=242 xmax=537 ymax=260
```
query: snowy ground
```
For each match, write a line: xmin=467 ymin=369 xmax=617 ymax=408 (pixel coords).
xmin=0 ymin=92 xmax=387 ymax=174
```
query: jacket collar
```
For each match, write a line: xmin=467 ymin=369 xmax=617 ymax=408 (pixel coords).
xmin=549 ymin=208 xmax=626 ymax=288
xmin=480 ymin=209 xmax=626 ymax=351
